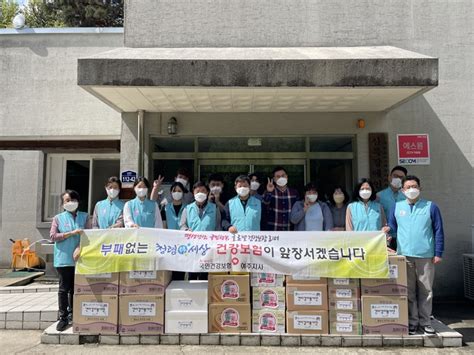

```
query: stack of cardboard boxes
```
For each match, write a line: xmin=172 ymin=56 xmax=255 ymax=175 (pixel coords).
xmin=328 ymin=278 xmax=362 ymax=335
xmin=361 ymin=255 xmax=409 ymax=335
xmin=73 ymin=273 xmax=120 ymax=334
xmin=286 ymin=276 xmax=329 ymax=334
xmin=118 ymin=271 xmax=171 ymax=335
xmin=165 ymin=280 xmax=208 ymax=333
xmin=251 ymin=273 xmax=286 ymax=333
xmin=208 ymin=273 xmax=251 ymax=333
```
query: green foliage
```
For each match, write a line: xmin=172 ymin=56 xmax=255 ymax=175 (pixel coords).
xmin=24 ymin=0 xmax=65 ymax=28
xmin=0 ymin=0 xmax=19 ymax=28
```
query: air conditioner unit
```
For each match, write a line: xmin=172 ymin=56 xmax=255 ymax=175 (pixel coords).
xmin=463 ymin=254 xmax=474 ymax=301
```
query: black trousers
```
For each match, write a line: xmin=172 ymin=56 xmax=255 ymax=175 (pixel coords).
xmin=57 ymin=266 xmax=75 ymax=320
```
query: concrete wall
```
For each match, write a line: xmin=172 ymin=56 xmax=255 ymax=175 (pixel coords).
xmin=0 ymin=31 xmax=123 ymax=139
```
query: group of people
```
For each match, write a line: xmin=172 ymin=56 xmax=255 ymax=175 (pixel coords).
xmin=50 ymin=165 xmax=445 ymax=335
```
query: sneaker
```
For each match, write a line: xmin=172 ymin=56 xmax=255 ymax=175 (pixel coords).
xmin=56 ymin=318 xmax=69 ymax=332
xmin=419 ymin=325 xmax=436 ymax=335
xmin=409 ymin=326 xmax=418 ymax=335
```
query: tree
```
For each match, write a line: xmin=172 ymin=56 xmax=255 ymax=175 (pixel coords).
xmin=0 ymin=0 xmax=19 ymax=28
xmin=24 ymin=0 xmax=65 ymax=28
xmin=56 ymin=0 xmax=123 ymax=27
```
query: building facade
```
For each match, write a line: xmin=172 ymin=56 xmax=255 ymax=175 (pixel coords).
xmin=0 ymin=0 xmax=472 ymax=299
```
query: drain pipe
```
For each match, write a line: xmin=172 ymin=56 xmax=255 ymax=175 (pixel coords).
xmin=138 ymin=110 xmax=145 ymax=177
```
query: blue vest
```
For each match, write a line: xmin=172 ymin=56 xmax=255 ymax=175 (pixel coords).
xmin=54 ymin=211 xmax=88 ymax=267
xmin=186 ymin=202 xmax=217 ymax=231
xmin=229 ymin=195 xmax=261 ymax=232
xmin=165 ymin=202 xmax=185 ymax=230
xmin=395 ymin=199 xmax=434 ymax=258
xmin=349 ymin=200 xmax=382 ymax=231
xmin=128 ymin=197 xmax=157 ymax=228
xmin=378 ymin=187 xmax=405 ymax=217
xmin=95 ymin=198 xmax=124 ymax=229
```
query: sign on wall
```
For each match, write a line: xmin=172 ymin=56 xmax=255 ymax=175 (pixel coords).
xmin=397 ymin=134 xmax=430 ymax=165
xmin=121 ymin=170 xmax=137 ymax=188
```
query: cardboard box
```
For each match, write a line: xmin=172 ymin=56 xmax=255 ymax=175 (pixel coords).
xmin=251 ymin=273 xmax=285 ymax=287
xmin=74 ymin=273 xmax=119 ymax=295
xmin=286 ymin=310 xmax=329 ymax=334
xmin=286 ymin=284 xmax=328 ymax=311
xmin=286 ymin=275 xmax=327 ymax=285
xmin=328 ymin=286 xmax=361 ymax=300
xmin=119 ymin=294 xmax=164 ymax=334
xmin=328 ymin=298 xmax=361 ymax=311
xmin=119 ymin=270 xmax=171 ymax=295
xmin=252 ymin=287 xmax=286 ymax=310
xmin=330 ymin=321 xmax=362 ymax=335
xmin=329 ymin=310 xmax=362 ymax=323
xmin=165 ymin=310 xmax=208 ymax=334
xmin=165 ymin=280 xmax=208 ymax=312
xmin=73 ymin=294 xmax=118 ymax=334
xmin=362 ymin=295 xmax=408 ymax=335
xmin=208 ymin=303 xmax=251 ymax=333
xmin=252 ymin=309 xmax=285 ymax=333
xmin=328 ymin=278 xmax=360 ymax=287
xmin=361 ymin=256 xmax=408 ymax=296
xmin=208 ymin=274 xmax=250 ymax=303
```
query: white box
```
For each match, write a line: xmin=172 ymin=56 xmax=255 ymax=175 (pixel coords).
xmin=165 ymin=311 xmax=208 ymax=334
xmin=165 ymin=281 xmax=208 ymax=312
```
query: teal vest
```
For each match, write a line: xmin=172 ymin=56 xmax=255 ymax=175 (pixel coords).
xmin=128 ymin=197 xmax=157 ymax=228
xmin=54 ymin=211 xmax=88 ymax=267
xmin=378 ymin=187 xmax=405 ymax=217
xmin=350 ymin=200 xmax=382 ymax=231
xmin=395 ymin=199 xmax=434 ymax=258
xmin=186 ymin=202 xmax=217 ymax=231
xmin=95 ymin=198 xmax=124 ymax=229
xmin=165 ymin=202 xmax=185 ymax=230
xmin=229 ymin=195 xmax=261 ymax=232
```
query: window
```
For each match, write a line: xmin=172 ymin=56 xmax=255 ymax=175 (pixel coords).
xmin=44 ymin=154 xmax=120 ymax=221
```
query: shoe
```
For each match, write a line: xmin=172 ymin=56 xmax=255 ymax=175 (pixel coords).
xmin=56 ymin=318 xmax=69 ymax=332
xmin=419 ymin=325 xmax=436 ymax=335
xmin=409 ymin=326 xmax=418 ymax=335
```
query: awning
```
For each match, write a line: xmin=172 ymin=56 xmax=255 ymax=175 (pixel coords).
xmin=78 ymin=46 xmax=438 ymax=112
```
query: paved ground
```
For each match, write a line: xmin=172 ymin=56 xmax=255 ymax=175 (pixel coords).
xmin=0 ymin=301 xmax=472 ymax=353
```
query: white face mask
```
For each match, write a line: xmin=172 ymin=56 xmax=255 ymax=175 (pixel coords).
xmin=236 ymin=187 xmax=250 ymax=197
xmin=306 ymin=194 xmax=318 ymax=203
xmin=106 ymin=188 xmax=120 ymax=199
xmin=333 ymin=194 xmax=345 ymax=204
xmin=194 ymin=192 xmax=207 ymax=203
xmin=359 ymin=189 xmax=372 ymax=200
xmin=250 ymin=181 xmax=260 ymax=191
xmin=172 ymin=191 xmax=183 ymax=201
xmin=404 ymin=188 xmax=420 ymax=200
xmin=175 ymin=177 xmax=188 ymax=187
xmin=210 ymin=186 xmax=222 ymax=194
xmin=135 ymin=187 xmax=148 ymax=198
xmin=391 ymin=178 xmax=402 ymax=189
xmin=275 ymin=177 xmax=287 ymax=187
xmin=63 ymin=201 xmax=78 ymax=212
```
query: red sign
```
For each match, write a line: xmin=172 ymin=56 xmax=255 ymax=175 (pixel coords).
xmin=397 ymin=134 xmax=430 ymax=165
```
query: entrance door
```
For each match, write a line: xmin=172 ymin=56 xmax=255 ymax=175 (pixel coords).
xmin=199 ymin=159 xmax=306 ymax=198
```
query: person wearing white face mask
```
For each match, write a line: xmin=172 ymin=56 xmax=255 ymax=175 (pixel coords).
xmin=222 ymin=175 xmax=262 ymax=233
xmin=150 ymin=168 xmax=194 ymax=207
xmin=346 ymin=179 xmax=390 ymax=234
xmin=163 ymin=181 xmax=189 ymax=230
xmin=387 ymin=175 xmax=444 ymax=335
xmin=180 ymin=181 xmax=221 ymax=232
xmin=290 ymin=183 xmax=333 ymax=231
xmin=124 ymin=177 xmax=163 ymax=228
xmin=376 ymin=166 xmax=408 ymax=218
xmin=248 ymin=173 xmax=263 ymax=201
xmin=262 ymin=166 xmax=299 ymax=231
xmin=208 ymin=173 xmax=227 ymax=213
xmin=50 ymin=189 xmax=91 ymax=331
xmin=328 ymin=185 xmax=349 ymax=231
xmin=92 ymin=176 xmax=124 ymax=229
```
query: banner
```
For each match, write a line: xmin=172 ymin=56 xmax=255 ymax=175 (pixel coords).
xmin=76 ymin=228 xmax=389 ymax=278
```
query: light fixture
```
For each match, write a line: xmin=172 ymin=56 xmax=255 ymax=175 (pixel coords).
xmin=357 ymin=118 xmax=366 ymax=129
xmin=167 ymin=117 xmax=178 ymax=135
